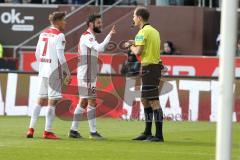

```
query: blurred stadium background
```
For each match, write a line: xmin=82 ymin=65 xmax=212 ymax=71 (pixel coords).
xmin=0 ymin=1 xmax=239 ymax=160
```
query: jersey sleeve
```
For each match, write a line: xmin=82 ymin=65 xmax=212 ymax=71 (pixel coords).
xmin=82 ymin=34 xmax=111 ymax=52
xmin=56 ymin=33 xmax=66 ymax=50
xmin=56 ymin=49 xmax=70 ymax=76
xmin=35 ymin=37 xmax=41 ymax=61
xmin=135 ymin=30 xmax=146 ymax=46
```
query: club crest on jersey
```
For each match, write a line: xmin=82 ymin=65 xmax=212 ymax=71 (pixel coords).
xmin=89 ymin=38 xmax=94 ymax=42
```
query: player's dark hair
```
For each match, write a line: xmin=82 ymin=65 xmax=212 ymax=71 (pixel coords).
xmin=87 ymin=14 xmax=101 ymax=26
xmin=135 ymin=7 xmax=150 ymax=22
xmin=49 ymin=11 xmax=66 ymax=23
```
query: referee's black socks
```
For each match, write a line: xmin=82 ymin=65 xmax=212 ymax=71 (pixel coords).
xmin=153 ymin=108 xmax=163 ymax=138
xmin=144 ymin=107 xmax=153 ymax=135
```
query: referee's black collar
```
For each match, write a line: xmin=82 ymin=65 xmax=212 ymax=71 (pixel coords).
xmin=142 ymin=23 xmax=150 ymax=29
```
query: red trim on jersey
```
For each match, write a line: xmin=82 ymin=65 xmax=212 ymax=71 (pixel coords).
xmin=43 ymin=28 xmax=62 ymax=35
xmin=82 ymin=31 xmax=91 ymax=36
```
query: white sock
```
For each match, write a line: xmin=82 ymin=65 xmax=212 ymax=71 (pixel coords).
xmin=45 ymin=106 xmax=55 ymax=132
xmin=71 ymin=104 xmax=84 ymax=131
xmin=29 ymin=105 xmax=41 ymax=129
xmin=87 ymin=105 xmax=97 ymax=133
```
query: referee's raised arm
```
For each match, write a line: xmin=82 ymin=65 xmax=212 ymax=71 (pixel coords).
xmin=126 ymin=7 xmax=164 ymax=142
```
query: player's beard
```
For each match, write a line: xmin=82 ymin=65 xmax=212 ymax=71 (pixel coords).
xmin=93 ymin=25 xmax=101 ymax=33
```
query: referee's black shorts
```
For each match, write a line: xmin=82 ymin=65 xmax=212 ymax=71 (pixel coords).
xmin=141 ymin=62 xmax=162 ymax=101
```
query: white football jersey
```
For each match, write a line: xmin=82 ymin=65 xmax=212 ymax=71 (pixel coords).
xmin=77 ymin=30 xmax=111 ymax=80
xmin=35 ymin=27 xmax=66 ymax=79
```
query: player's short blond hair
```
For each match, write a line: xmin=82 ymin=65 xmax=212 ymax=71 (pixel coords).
xmin=49 ymin=11 xmax=66 ymax=23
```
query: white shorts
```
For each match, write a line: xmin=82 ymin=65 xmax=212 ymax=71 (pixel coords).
xmin=38 ymin=77 xmax=62 ymax=100
xmin=78 ymin=79 xmax=96 ymax=99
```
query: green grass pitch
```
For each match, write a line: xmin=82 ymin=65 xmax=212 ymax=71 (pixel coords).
xmin=0 ymin=116 xmax=239 ymax=160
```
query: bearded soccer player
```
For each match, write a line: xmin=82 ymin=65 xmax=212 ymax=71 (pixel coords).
xmin=26 ymin=11 xmax=71 ymax=139
xmin=69 ymin=14 xmax=116 ymax=139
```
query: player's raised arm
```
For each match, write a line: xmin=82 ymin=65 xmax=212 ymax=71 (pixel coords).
xmin=90 ymin=25 xmax=116 ymax=52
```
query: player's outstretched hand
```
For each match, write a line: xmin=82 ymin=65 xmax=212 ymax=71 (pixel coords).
xmin=110 ymin=25 xmax=116 ymax=35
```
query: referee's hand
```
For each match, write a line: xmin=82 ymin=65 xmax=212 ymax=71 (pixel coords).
xmin=124 ymin=40 xmax=134 ymax=49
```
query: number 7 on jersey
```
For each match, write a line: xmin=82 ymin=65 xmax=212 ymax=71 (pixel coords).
xmin=42 ymin=38 xmax=49 ymax=56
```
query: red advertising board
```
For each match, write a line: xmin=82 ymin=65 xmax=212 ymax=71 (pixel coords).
xmin=22 ymin=51 xmax=240 ymax=77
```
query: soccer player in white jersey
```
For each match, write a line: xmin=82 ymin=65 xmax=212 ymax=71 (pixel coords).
xmin=26 ymin=11 xmax=71 ymax=139
xmin=69 ymin=14 xmax=116 ymax=139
